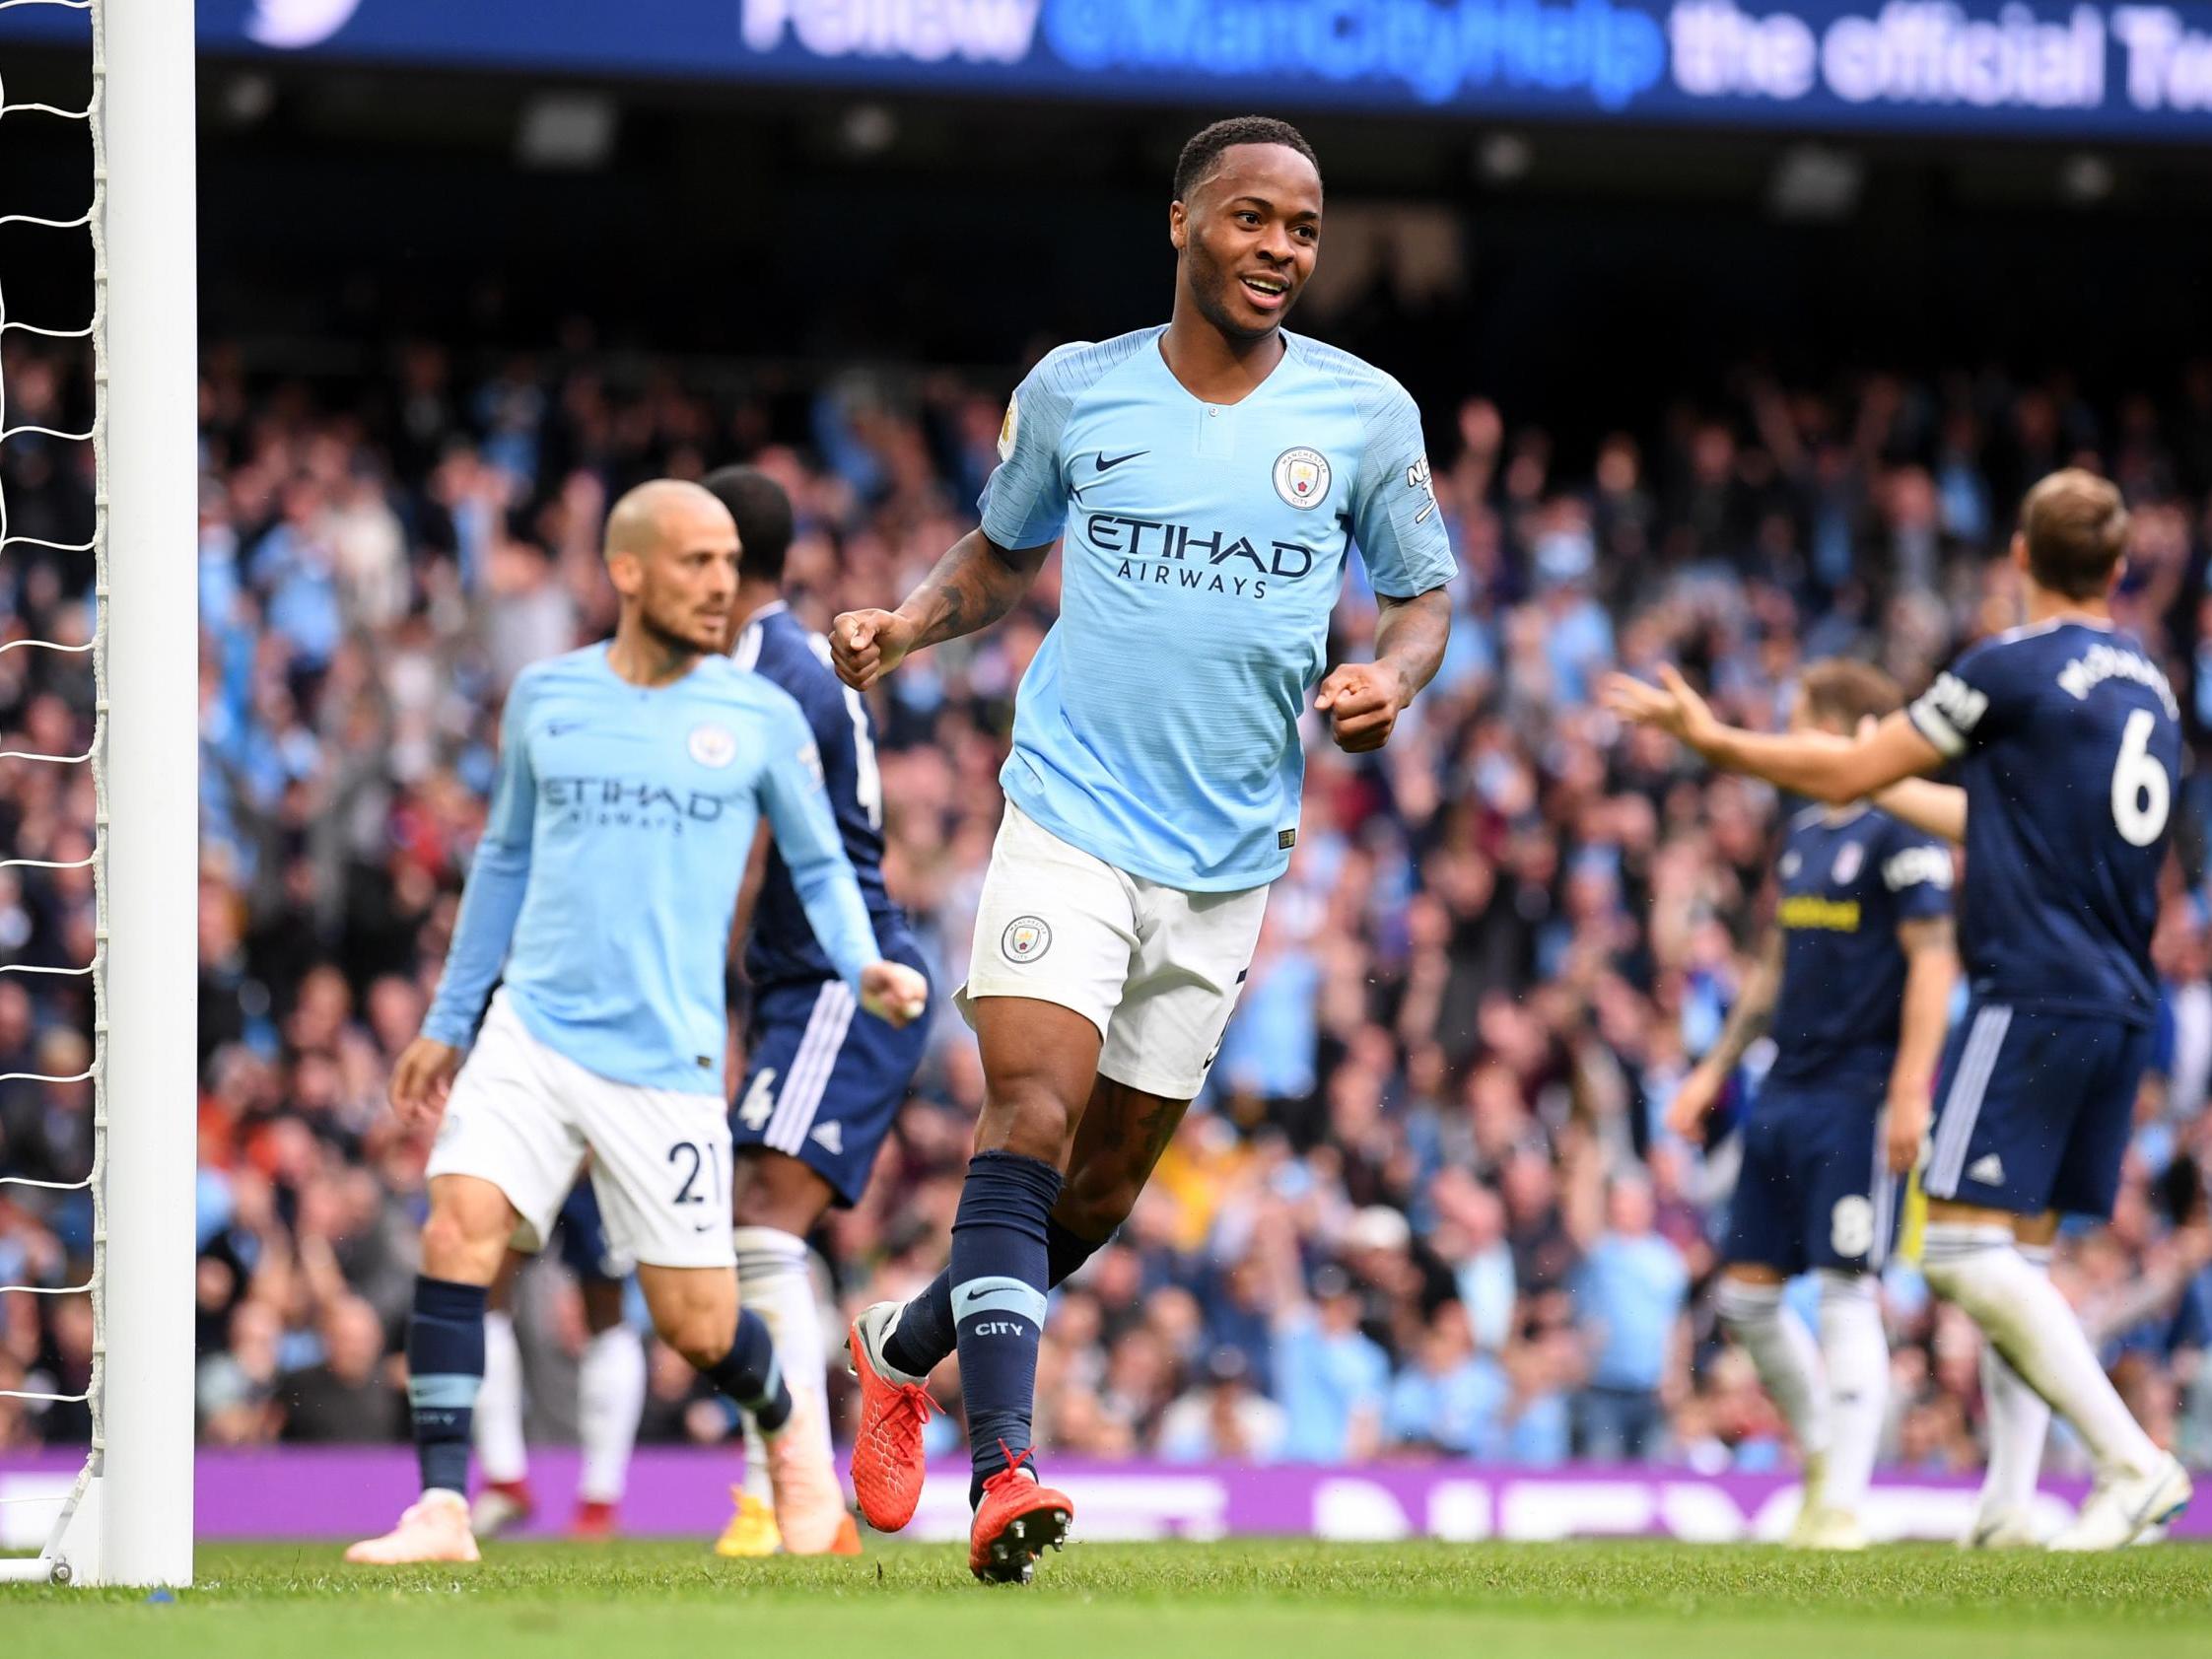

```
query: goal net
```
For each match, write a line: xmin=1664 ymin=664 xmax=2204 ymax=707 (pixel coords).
xmin=0 ymin=0 xmax=195 ymax=1589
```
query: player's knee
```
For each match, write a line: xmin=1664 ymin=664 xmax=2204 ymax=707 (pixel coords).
xmin=419 ymin=1208 xmax=505 ymax=1283
xmin=729 ymin=1148 xmax=829 ymax=1233
xmin=1814 ymin=1267 xmax=1876 ymax=1305
xmin=1917 ymin=1219 xmax=2014 ymax=1309
xmin=1712 ymin=1273 xmax=1783 ymax=1334
xmin=981 ymin=1072 xmax=1081 ymax=1164
xmin=654 ymin=1305 xmax=734 ymax=1370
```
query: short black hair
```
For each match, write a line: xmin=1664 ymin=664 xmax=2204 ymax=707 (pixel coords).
xmin=1173 ymin=115 xmax=1320 ymax=204
xmin=702 ymin=464 xmax=795 ymax=587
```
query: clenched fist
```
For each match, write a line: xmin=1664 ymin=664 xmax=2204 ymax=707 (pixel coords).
xmin=831 ymin=609 xmax=919 ymax=692
xmin=1314 ymin=661 xmax=1409 ymax=753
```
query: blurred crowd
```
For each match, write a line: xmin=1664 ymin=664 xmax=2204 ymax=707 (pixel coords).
xmin=4 ymin=333 xmax=2212 ymax=1483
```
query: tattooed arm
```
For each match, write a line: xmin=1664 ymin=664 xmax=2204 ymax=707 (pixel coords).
xmin=1315 ymin=585 xmax=1451 ymax=753
xmin=830 ymin=529 xmax=1052 ymax=691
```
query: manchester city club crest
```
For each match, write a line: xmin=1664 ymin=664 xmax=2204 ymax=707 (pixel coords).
xmin=687 ymin=723 xmax=737 ymax=768
xmin=1002 ymin=915 xmax=1052 ymax=963
xmin=1832 ymin=842 xmax=1865 ymax=884
xmin=1273 ymin=446 xmax=1331 ymax=509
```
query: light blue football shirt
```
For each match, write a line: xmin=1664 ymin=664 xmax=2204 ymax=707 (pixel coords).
xmin=979 ymin=325 xmax=1455 ymax=891
xmin=423 ymin=642 xmax=878 ymax=1094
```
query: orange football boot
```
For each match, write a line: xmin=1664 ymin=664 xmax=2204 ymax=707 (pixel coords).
xmin=968 ymin=1449 xmax=1071 ymax=1585
xmin=846 ymin=1302 xmax=937 ymax=1533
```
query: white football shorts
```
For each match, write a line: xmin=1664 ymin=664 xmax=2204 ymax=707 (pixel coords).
xmin=956 ymin=802 xmax=1269 ymax=1099
xmin=427 ymin=989 xmax=734 ymax=1270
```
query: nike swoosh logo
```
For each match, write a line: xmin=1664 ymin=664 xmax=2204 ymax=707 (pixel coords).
xmin=1094 ymin=449 xmax=1146 ymax=472
xmin=548 ymin=721 xmax=587 ymax=736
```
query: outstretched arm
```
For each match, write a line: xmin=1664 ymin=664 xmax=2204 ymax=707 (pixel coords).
xmin=1874 ymin=779 xmax=1968 ymax=846
xmin=1605 ymin=665 xmax=1945 ymax=802
xmin=831 ymin=529 xmax=1051 ymax=691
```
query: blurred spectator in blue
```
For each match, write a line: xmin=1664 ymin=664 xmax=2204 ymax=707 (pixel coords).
xmin=1275 ymin=1260 xmax=1391 ymax=1464
xmin=1387 ymin=1300 xmax=1509 ymax=1456
xmin=1572 ymin=1174 xmax=1689 ymax=1461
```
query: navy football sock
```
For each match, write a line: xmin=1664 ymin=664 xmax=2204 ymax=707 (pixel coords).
xmin=881 ymin=1272 xmax=954 ymax=1377
xmin=406 ymin=1275 xmax=487 ymax=1496
xmin=947 ymin=1150 xmax=1063 ymax=1491
xmin=1043 ymin=1216 xmax=1108 ymax=1288
xmin=698 ymin=1307 xmax=793 ymax=1432
xmin=885 ymin=1214 xmax=1103 ymax=1378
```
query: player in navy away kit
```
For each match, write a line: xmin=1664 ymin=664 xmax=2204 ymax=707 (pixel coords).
xmin=1668 ymin=660 xmax=1957 ymax=1552
xmin=1610 ymin=469 xmax=2191 ymax=1551
xmin=704 ymin=465 xmax=933 ymax=1557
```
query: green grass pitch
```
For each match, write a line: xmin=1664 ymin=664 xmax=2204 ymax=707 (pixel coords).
xmin=6 ymin=1540 xmax=2210 ymax=1658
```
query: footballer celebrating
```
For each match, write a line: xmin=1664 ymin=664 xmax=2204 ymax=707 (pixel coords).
xmin=830 ymin=115 xmax=1455 ymax=1581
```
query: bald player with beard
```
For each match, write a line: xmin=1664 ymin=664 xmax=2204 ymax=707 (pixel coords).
xmin=347 ymin=480 xmax=928 ymax=1564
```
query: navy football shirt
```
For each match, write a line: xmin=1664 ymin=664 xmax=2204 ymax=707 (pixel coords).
xmin=1767 ymin=805 xmax=1954 ymax=1093
xmin=732 ymin=601 xmax=911 ymax=991
xmin=1907 ymin=619 xmax=2180 ymax=1027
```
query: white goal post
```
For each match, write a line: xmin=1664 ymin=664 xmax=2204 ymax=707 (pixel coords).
xmin=0 ymin=0 xmax=196 ymax=1589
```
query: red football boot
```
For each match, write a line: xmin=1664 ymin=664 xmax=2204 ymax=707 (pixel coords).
xmin=846 ymin=1302 xmax=938 ymax=1533
xmin=968 ymin=1449 xmax=1072 ymax=1585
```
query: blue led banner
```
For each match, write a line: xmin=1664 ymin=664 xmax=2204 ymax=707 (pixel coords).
xmin=6 ymin=0 xmax=2212 ymax=140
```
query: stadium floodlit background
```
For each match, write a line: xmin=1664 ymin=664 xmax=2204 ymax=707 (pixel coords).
xmin=5 ymin=0 xmax=2212 ymax=1559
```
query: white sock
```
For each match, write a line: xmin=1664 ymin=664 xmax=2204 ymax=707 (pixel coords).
xmin=1921 ymin=1223 xmax=2161 ymax=1477
xmin=1815 ymin=1270 xmax=1888 ymax=1515
xmin=733 ymin=1225 xmax=833 ymax=1475
xmin=1716 ymin=1277 xmax=1830 ymax=1465
xmin=1976 ymin=1242 xmax=2053 ymax=1515
xmin=475 ymin=1309 xmax=528 ymax=1486
xmin=577 ymin=1326 xmax=647 ymax=1504
xmin=741 ymin=1417 xmax=772 ymax=1508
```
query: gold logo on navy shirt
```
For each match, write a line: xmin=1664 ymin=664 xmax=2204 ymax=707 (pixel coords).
xmin=1780 ymin=895 xmax=1861 ymax=933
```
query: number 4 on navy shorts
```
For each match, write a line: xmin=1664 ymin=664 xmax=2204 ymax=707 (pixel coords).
xmin=730 ymin=948 xmax=933 ymax=1208
xmin=1922 ymin=1002 xmax=2154 ymax=1222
